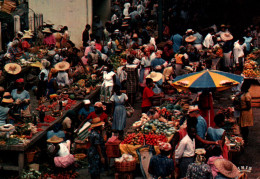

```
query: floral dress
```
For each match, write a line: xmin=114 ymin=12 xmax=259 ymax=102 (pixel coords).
xmin=87 ymin=130 xmax=107 ymax=175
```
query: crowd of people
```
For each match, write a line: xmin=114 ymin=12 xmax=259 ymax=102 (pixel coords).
xmin=0 ymin=0 xmax=257 ymax=178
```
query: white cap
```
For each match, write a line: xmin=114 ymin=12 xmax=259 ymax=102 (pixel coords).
xmin=83 ymin=99 xmax=91 ymax=105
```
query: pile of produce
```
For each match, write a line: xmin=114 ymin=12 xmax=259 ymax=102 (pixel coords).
xmin=245 ymin=48 xmax=260 ymax=63
xmin=141 ymin=119 xmax=177 ymax=136
xmin=144 ymin=133 xmax=168 ymax=145
xmin=121 ymin=133 xmax=145 ymax=145
xmin=242 ymin=59 xmax=260 ymax=78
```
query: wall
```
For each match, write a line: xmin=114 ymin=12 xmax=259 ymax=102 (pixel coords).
xmin=28 ymin=0 xmax=91 ymax=48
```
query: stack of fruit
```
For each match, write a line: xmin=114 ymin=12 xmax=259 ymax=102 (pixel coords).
xmin=242 ymin=60 xmax=260 ymax=78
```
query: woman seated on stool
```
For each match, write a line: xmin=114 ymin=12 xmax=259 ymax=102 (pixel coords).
xmin=47 ymin=135 xmax=74 ymax=168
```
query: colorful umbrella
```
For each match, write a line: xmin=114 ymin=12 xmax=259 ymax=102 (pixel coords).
xmin=171 ymin=69 xmax=244 ymax=93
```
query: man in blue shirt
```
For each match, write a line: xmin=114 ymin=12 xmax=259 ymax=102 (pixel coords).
xmin=149 ymin=142 xmax=174 ymax=178
xmin=78 ymin=99 xmax=95 ymax=122
xmin=170 ymin=32 xmax=183 ymax=53
xmin=188 ymin=105 xmax=207 ymax=139
xmin=151 ymin=51 xmax=168 ymax=72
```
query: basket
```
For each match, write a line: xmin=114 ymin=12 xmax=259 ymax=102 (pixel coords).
xmin=26 ymin=151 xmax=37 ymax=163
xmin=75 ymin=153 xmax=87 ymax=160
xmin=105 ymin=142 xmax=121 ymax=158
xmin=75 ymin=140 xmax=91 ymax=150
xmin=115 ymin=158 xmax=136 ymax=172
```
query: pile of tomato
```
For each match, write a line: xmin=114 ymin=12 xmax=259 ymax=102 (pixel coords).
xmin=121 ymin=133 xmax=144 ymax=145
xmin=44 ymin=115 xmax=56 ymax=123
xmin=145 ymin=133 xmax=168 ymax=146
xmin=42 ymin=170 xmax=79 ymax=179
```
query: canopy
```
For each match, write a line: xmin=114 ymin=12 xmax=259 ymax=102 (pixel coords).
xmin=171 ymin=69 xmax=244 ymax=93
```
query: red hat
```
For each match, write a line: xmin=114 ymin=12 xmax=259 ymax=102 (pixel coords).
xmin=16 ymin=78 xmax=24 ymax=83
xmin=159 ymin=142 xmax=172 ymax=151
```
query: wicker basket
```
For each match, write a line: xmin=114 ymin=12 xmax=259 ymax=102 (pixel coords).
xmin=75 ymin=153 xmax=87 ymax=160
xmin=105 ymin=143 xmax=121 ymax=158
xmin=115 ymin=159 xmax=136 ymax=172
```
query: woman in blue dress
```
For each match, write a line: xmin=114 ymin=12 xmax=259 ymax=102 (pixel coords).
xmin=110 ymin=85 xmax=128 ymax=140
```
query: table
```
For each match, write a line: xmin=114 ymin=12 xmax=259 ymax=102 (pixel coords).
xmin=0 ymin=87 xmax=100 ymax=175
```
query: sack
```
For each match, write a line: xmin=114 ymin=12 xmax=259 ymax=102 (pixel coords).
xmin=54 ymin=154 xmax=75 ymax=168
xmin=126 ymin=106 xmax=134 ymax=118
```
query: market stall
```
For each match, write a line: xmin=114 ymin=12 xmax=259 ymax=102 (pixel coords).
xmin=0 ymin=87 xmax=100 ymax=175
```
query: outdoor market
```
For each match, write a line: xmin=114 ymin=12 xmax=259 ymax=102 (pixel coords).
xmin=0 ymin=0 xmax=260 ymax=179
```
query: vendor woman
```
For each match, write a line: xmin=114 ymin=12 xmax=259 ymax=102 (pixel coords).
xmin=11 ymin=78 xmax=30 ymax=116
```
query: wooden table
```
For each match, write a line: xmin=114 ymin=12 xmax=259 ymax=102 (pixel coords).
xmin=0 ymin=87 xmax=100 ymax=175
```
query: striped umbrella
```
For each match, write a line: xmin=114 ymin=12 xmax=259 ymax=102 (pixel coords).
xmin=171 ymin=69 xmax=244 ymax=93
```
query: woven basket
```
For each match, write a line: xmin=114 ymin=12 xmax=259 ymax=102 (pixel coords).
xmin=75 ymin=153 xmax=87 ymax=160
xmin=115 ymin=158 xmax=136 ymax=172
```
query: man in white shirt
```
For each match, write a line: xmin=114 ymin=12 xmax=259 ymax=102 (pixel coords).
xmin=203 ymin=28 xmax=215 ymax=48
xmin=233 ymin=37 xmax=246 ymax=72
xmin=175 ymin=125 xmax=196 ymax=178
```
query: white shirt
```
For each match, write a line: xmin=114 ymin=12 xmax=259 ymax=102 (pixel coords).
xmin=233 ymin=41 xmax=246 ymax=63
xmin=203 ymin=33 xmax=214 ymax=48
xmin=102 ymin=71 xmax=115 ymax=87
xmin=175 ymin=134 xmax=195 ymax=159
xmin=57 ymin=71 xmax=70 ymax=87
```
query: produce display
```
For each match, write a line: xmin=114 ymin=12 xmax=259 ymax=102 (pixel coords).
xmin=242 ymin=60 xmax=260 ymax=78
xmin=144 ymin=133 xmax=167 ymax=146
xmin=121 ymin=133 xmax=145 ymax=145
xmin=142 ymin=119 xmax=177 ymax=136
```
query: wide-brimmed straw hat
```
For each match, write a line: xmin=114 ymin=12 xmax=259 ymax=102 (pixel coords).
xmin=2 ymin=92 xmax=14 ymax=103
xmin=4 ymin=63 xmax=22 ymax=75
xmin=214 ymin=159 xmax=240 ymax=178
xmin=185 ymin=35 xmax=197 ymax=43
xmin=42 ymin=28 xmax=52 ymax=33
xmin=146 ymin=71 xmax=163 ymax=82
xmin=46 ymin=135 xmax=64 ymax=143
xmin=54 ymin=61 xmax=70 ymax=71
xmin=91 ymin=117 xmax=105 ymax=128
xmin=22 ymin=32 xmax=32 ymax=39
xmin=83 ymin=99 xmax=91 ymax=105
xmin=220 ymin=32 xmax=233 ymax=41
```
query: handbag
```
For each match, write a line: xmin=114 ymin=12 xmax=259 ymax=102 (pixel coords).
xmin=126 ymin=104 xmax=134 ymax=118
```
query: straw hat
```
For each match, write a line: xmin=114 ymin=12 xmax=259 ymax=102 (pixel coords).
xmin=54 ymin=61 xmax=70 ymax=71
xmin=146 ymin=71 xmax=163 ymax=82
xmin=188 ymin=105 xmax=200 ymax=113
xmin=42 ymin=28 xmax=52 ymax=33
xmin=220 ymin=32 xmax=233 ymax=41
xmin=214 ymin=159 xmax=240 ymax=178
xmin=2 ymin=92 xmax=14 ymax=103
xmin=22 ymin=33 xmax=32 ymax=39
xmin=47 ymin=135 xmax=64 ymax=143
xmin=195 ymin=148 xmax=206 ymax=155
xmin=4 ymin=63 xmax=22 ymax=75
xmin=24 ymin=30 xmax=34 ymax=36
xmin=186 ymin=29 xmax=193 ymax=34
xmin=185 ymin=35 xmax=197 ymax=43
xmin=91 ymin=117 xmax=105 ymax=128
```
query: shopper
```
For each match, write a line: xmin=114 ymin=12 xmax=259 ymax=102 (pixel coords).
xmin=88 ymin=117 xmax=108 ymax=179
xmin=110 ymin=85 xmax=128 ymax=140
